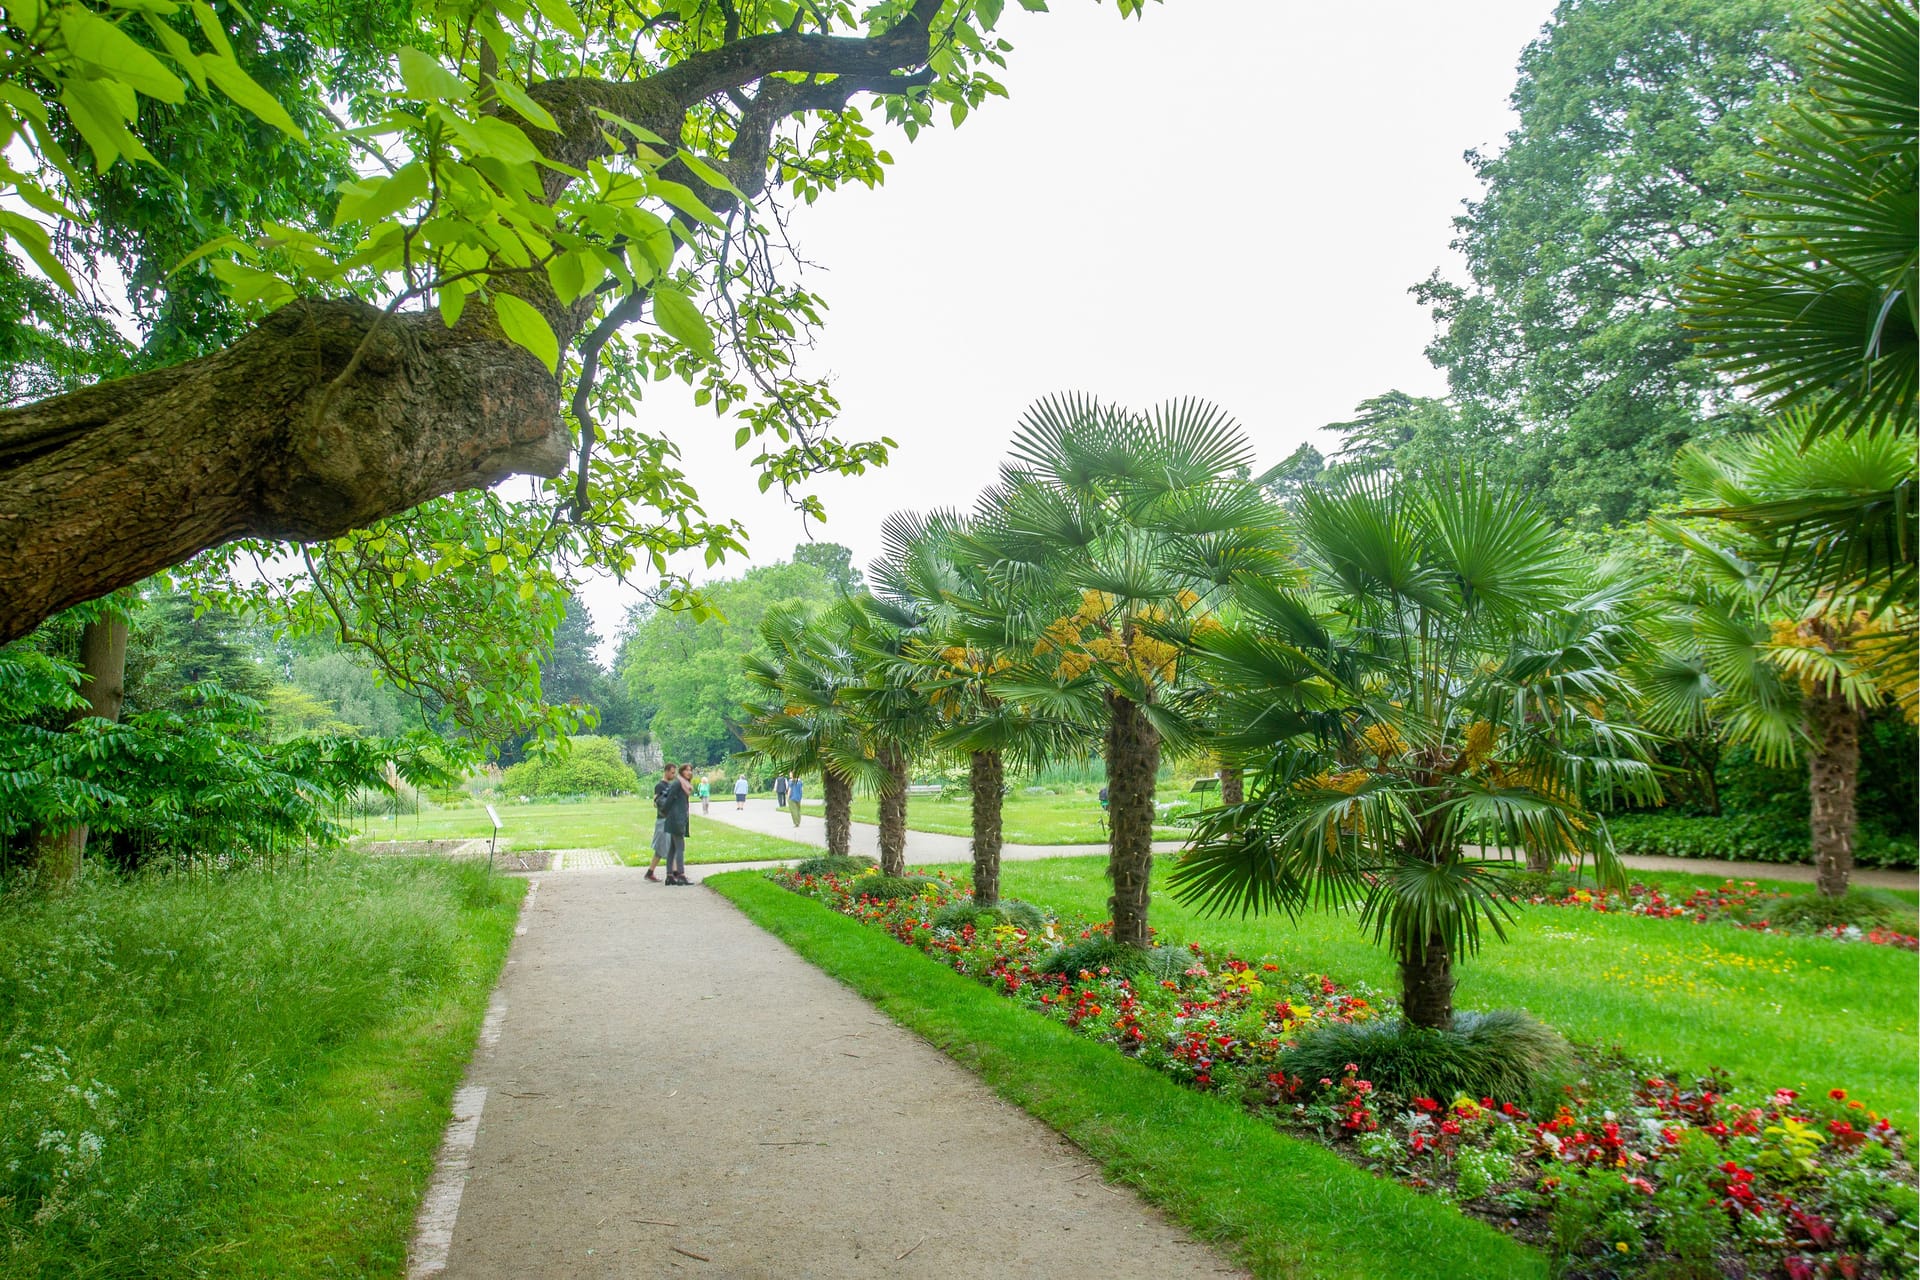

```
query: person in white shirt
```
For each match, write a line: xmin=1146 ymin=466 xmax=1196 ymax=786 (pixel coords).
xmin=734 ymin=775 xmax=751 ymax=810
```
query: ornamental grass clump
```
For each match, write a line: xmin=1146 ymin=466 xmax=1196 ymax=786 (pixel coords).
xmin=1287 ymin=1010 xmax=1571 ymax=1107
xmin=1767 ymin=888 xmax=1906 ymax=933
xmin=1036 ymin=936 xmax=1148 ymax=979
xmin=791 ymin=854 xmax=878 ymax=878
xmin=855 ymin=873 xmax=940 ymax=901
xmin=929 ymin=898 xmax=1046 ymax=933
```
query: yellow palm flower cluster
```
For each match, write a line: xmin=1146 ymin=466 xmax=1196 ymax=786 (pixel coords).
xmin=1031 ymin=590 xmax=1183 ymax=686
xmin=1360 ymin=721 xmax=1405 ymax=760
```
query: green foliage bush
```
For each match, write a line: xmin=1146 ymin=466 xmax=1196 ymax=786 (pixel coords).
xmin=1036 ymin=936 xmax=1149 ymax=979
xmin=1766 ymin=889 xmax=1906 ymax=933
xmin=1607 ymin=813 xmax=1917 ymax=870
xmin=1286 ymin=1010 xmax=1570 ymax=1105
xmin=852 ymin=874 xmax=940 ymax=901
xmin=499 ymin=735 xmax=639 ymax=798
xmin=929 ymin=898 xmax=1046 ymax=932
xmin=791 ymin=854 xmax=878 ymax=878
xmin=0 ymin=856 xmax=517 ymax=1271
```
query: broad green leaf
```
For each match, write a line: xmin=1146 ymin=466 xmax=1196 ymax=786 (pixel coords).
xmin=472 ymin=115 xmax=541 ymax=165
xmin=648 ymin=177 xmax=720 ymax=227
xmin=528 ymin=0 xmax=583 ymax=38
xmin=489 ymin=76 xmax=558 ymax=132
xmin=210 ymin=258 xmax=296 ymax=308
xmin=188 ymin=0 xmax=231 ymax=56
xmin=140 ymin=14 xmax=206 ymax=90
xmin=976 ymin=0 xmax=1004 ymax=28
xmin=651 ymin=286 xmax=712 ymax=357
xmin=0 ymin=210 xmax=77 ymax=293
xmin=397 ymin=46 xmax=468 ymax=102
xmin=332 ymin=160 xmax=427 ymax=226
xmin=437 ymin=279 xmax=469 ymax=327
xmin=492 ymin=292 xmax=558 ymax=372
xmin=676 ymin=150 xmax=741 ymax=197
xmin=201 ymin=53 xmax=304 ymax=138
xmin=60 ymin=79 xmax=152 ymax=171
xmin=59 ymin=7 xmax=185 ymax=102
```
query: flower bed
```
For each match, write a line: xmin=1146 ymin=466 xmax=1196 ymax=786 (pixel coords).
xmin=775 ymin=866 xmax=1918 ymax=1278
xmin=1520 ymin=878 xmax=1920 ymax=951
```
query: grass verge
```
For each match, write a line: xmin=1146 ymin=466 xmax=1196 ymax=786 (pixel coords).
xmin=0 ymin=855 xmax=523 ymax=1278
xmin=354 ymin=799 xmax=813 ymax=864
xmin=708 ymin=870 xmax=1546 ymax=1280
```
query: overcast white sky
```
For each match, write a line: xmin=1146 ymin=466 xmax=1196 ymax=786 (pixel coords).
xmin=584 ymin=1 xmax=1564 ymax=652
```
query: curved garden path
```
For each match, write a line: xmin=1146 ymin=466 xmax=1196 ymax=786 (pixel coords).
xmin=704 ymin=800 xmax=1917 ymax=890
xmin=412 ymin=862 xmax=1245 ymax=1279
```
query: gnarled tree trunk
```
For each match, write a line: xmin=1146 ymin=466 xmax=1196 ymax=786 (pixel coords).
xmin=1217 ymin=760 xmax=1243 ymax=806
xmin=823 ymin=770 xmax=853 ymax=858
xmin=1398 ymin=926 xmax=1455 ymax=1030
xmin=970 ymin=749 xmax=1004 ymax=906
xmin=28 ymin=612 xmax=130 ymax=887
xmin=876 ymin=744 xmax=909 ymax=876
xmin=1805 ymin=685 xmax=1860 ymax=899
xmin=1106 ymin=692 xmax=1161 ymax=948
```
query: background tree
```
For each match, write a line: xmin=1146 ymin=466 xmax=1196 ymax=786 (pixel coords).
xmin=792 ymin=541 xmax=865 ymax=595
xmin=1171 ymin=473 xmax=1658 ymax=1028
xmin=1415 ymin=0 xmax=1807 ymax=525
xmin=974 ymin=395 xmax=1287 ymax=947
xmin=840 ymin=594 xmax=941 ymax=876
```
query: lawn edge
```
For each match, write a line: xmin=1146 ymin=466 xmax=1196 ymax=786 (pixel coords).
xmin=708 ymin=870 xmax=1547 ymax=1280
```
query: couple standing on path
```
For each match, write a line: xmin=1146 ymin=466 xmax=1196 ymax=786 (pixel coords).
xmin=646 ymin=763 xmax=696 ymax=884
xmin=772 ymin=773 xmax=804 ymax=826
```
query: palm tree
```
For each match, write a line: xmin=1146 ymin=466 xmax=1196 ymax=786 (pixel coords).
xmin=1168 ymin=472 xmax=1658 ymax=1030
xmin=1682 ymin=0 xmax=1917 ymax=605
xmin=1637 ymin=420 xmax=1917 ymax=898
xmin=970 ymin=395 xmax=1288 ymax=947
xmin=739 ymin=607 xmax=861 ymax=856
xmin=869 ymin=508 xmax=1086 ymax=905
xmin=838 ymin=593 xmax=943 ymax=876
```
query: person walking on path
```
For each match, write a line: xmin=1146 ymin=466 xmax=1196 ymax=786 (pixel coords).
xmin=661 ymin=764 xmax=693 ymax=885
xmin=646 ymin=763 xmax=677 ymax=882
xmin=697 ymin=776 xmax=711 ymax=816
xmin=773 ymin=774 xmax=788 ymax=809
xmin=786 ymin=775 xmax=804 ymax=827
xmin=735 ymin=774 xmax=751 ymax=810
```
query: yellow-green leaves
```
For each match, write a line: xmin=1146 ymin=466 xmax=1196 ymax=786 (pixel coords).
xmin=332 ymin=162 xmax=428 ymax=227
xmin=492 ymin=293 xmax=558 ymax=372
xmin=650 ymin=286 xmax=712 ymax=358
xmin=397 ymin=46 xmax=468 ymax=102
xmin=58 ymin=6 xmax=183 ymax=102
xmin=200 ymin=51 xmax=303 ymax=138
xmin=527 ymin=0 xmax=584 ymax=40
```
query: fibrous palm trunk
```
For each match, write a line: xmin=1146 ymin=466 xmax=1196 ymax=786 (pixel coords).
xmin=970 ymin=749 xmax=1005 ymax=906
xmin=1106 ymin=692 xmax=1161 ymax=948
xmin=824 ymin=770 xmax=854 ymax=857
xmin=1398 ymin=926 xmax=1455 ymax=1030
xmin=1524 ymin=846 xmax=1556 ymax=874
xmin=877 ymin=744 xmax=909 ymax=876
xmin=1217 ymin=761 xmax=1243 ymax=806
xmin=1805 ymin=685 xmax=1860 ymax=899
xmin=28 ymin=613 xmax=129 ymax=888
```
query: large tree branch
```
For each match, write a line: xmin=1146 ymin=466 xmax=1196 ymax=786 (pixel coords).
xmin=0 ymin=300 xmax=565 ymax=642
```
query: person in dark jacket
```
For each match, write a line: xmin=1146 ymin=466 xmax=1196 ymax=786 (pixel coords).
xmin=774 ymin=774 xmax=789 ymax=808
xmin=659 ymin=763 xmax=693 ymax=885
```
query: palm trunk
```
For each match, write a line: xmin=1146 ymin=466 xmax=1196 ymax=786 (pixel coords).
xmin=1106 ymin=692 xmax=1161 ymax=948
xmin=970 ymin=749 xmax=1004 ymax=906
xmin=1398 ymin=926 xmax=1455 ymax=1030
xmin=876 ymin=744 xmax=909 ymax=876
xmin=1524 ymin=846 xmax=1556 ymax=874
xmin=1805 ymin=685 xmax=1860 ymax=899
xmin=823 ymin=770 xmax=853 ymax=857
xmin=1217 ymin=761 xmax=1243 ymax=806
xmin=27 ymin=613 xmax=129 ymax=888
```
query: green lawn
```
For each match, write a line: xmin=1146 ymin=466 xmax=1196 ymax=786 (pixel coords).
xmin=0 ymin=856 xmax=522 ymax=1276
xmin=710 ymin=871 xmax=1545 ymax=1280
xmin=942 ymin=855 xmax=1918 ymax=1134
xmin=845 ymin=787 xmax=1189 ymax=844
xmin=354 ymin=799 xmax=815 ymax=865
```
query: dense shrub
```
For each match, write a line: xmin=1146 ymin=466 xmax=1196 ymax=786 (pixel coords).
xmin=1286 ymin=1010 xmax=1571 ymax=1105
xmin=1767 ymin=889 xmax=1907 ymax=932
xmin=499 ymin=735 xmax=638 ymax=798
xmin=1035 ymin=936 xmax=1149 ymax=978
xmin=1607 ymin=813 xmax=1917 ymax=869
xmin=928 ymin=898 xmax=1047 ymax=932
xmin=852 ymin=874 xmax=940 ymax=901
xmin=791 ymin=854 xmax=878 ymax=878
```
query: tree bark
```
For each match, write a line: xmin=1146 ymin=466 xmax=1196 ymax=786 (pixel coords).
xmin=876 ymin=744 xmax=909 ymax=876
xmin=1106 ymin=692 xmax=1161 ymax=948
xmin=27 ymin=612 xmax=130 ymax=887
xmin=0 ymin=301 xmax=567 ymax=642
xmin=1398 ymin=927 xmax=1455 ymax=1031
xmin=970 ymin=749 xmax=1004 ymax=906
xmin=823 ymin=769 xmax=853 ymax=858
xmin=1217 ymin=761 xmax=1244 ymax=806
xmin=1524 ymin=846 xmax=1556 ymax=874
xmin=1805 ymin=684 xmax=1861 ymax=898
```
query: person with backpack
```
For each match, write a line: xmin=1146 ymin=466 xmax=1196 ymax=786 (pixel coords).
xmin=645 ymin=763 xmax=677 ymax=882
xmin=773 ymin=774 xmax=789 ymax=809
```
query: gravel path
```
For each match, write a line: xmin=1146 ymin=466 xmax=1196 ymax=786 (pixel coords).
xmin=705 ymin=801 xmax=1917 ymax=891
xmin=423 ymin=865 xmax=1244 ymax=1279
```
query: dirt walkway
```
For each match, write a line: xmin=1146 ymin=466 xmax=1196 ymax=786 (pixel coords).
xmin=423 ymin=865 xmax=1243 ymax=1279
xmin=708 ymin=800 xmax=1917 ymax=891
